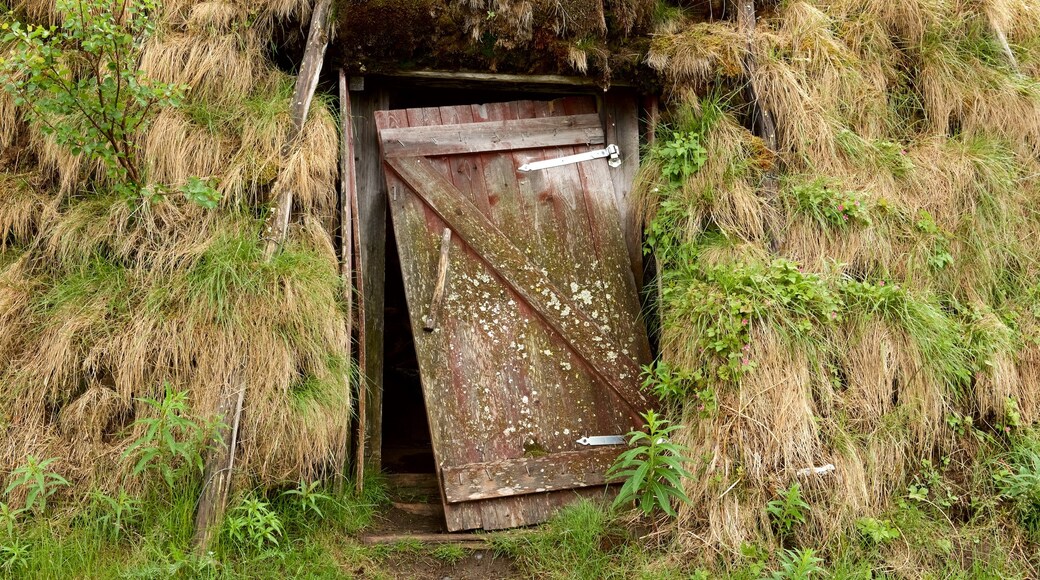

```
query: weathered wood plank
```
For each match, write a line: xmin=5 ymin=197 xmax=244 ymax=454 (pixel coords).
xmin=422 ymin=228 xmax=452 ymax=331
xmin=442 ymin=447 xmax=622 ymax=503
xmin=338 ymin=69 xmax=356 ymax=486
xmin=262 ymin=0 xmax=334 ymax=258
xmin=376 ymin=69 xmax=631 ymax=89
xmin=385 ymin=156 xmax=652 ymax=421
xmin=601 ymin=90 xmax=643 ymax=289
xmin=379 ymin=114 xmax=604 ymax=158
xmin=351 ymin=87 xmax=390 ymax=472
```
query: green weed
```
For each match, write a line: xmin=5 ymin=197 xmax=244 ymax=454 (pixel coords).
xmin=90 ymin=489 xmax=142 ymax=540
xmin=855 ymin=517 xmax=901 ymax=545
xmin=607 ymin=411 xmax=692 ymax=516
xmin=995 ymin=440 xmax=1040 ymax=537
xmin=766 ymin=483 xmax=810 ymax=538
xmin=4 ymin=456 xmax=69 ymax=514
xmin=123 ymin=383 xmax=210 ymax=489
xmin=770 ymin=548 xmax=826 ymax=579
xmin=224 ymin=495 xmax=284 ymax=552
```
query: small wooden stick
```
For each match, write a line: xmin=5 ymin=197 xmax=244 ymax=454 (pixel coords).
xmin=423 ymin=228 xmax=453 ymax=331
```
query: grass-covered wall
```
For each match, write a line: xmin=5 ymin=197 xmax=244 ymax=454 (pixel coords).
xmin=0 ymin=0 xmax=351 ymax=494
xmin=637 ymin=0 xmax=1040 ymax=568
xmin=4 ymin=0 xmax=1040 ymax=574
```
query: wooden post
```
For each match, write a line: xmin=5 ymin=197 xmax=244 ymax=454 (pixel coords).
xmin=601 ymin=89 xmax=644 ymax=291
xmin=262 ymin=0 xmax=335 ymax=260
xmin=193 ymin=0 xmax=335 ymax=552
xmin=339 ymin=69 xmax=357 ymax=486
xmin=349 ymin=85 xmax=390 ymax=474
xmin=737 ymin=0 xmax=781 ymax=251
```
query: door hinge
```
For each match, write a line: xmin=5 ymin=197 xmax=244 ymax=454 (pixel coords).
xmin=519 ymin=144 xmax=621 ymax=172
xmin=576 ymin=435 xmax=626 ymax=446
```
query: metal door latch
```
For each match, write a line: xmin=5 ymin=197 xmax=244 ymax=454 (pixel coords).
xmin=519 ymin=144 xmax=621 ymax=172
xmin=576 ymin=435 xmax=626 ymax=446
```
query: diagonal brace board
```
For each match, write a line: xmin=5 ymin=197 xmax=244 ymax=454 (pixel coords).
xmin=385 ymin=155 xmax=655 ymax=422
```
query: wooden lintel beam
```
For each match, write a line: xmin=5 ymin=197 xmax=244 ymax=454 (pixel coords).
xmin=375 ymin=70 xmax=630 ymax=90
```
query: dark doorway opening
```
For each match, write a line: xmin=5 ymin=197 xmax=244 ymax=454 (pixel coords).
xmin=379 ymin=221 xmax=435 ymax=473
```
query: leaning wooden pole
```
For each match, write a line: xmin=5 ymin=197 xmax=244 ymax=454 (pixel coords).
xmin=263 ymin=0 xmax=335 ymax=260
xmin=737 ymin=0 xmax=781 ymax=251
xmin=338 ymin=70 xmax=367 ymax=493
xmin=192 ymin=0 xmax=335 ymax=551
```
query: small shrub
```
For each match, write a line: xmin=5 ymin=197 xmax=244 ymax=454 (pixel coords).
xmin=771 ymin=548 xmax=826 ymax=579
xmin=4 ymin=456 xmax=69 ymax=514
xmin=225 ymin=496 xmax=284 ymax=552
xmin=606 ymin=411 xmax=692 ymax=516
xmin=766 ymin=482 xmax=810 ymax=537
xmin=855 ymin=517 xmax=901 ymax=545
xmin=123 ymin=383 xmax=210 ymax=489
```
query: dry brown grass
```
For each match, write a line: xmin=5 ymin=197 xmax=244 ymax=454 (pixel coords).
xmin=0 ymin=0 xmax=351 ymax=493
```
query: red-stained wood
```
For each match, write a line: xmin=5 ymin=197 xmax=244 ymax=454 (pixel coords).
xmin=442 ymin=447 xmax=622 ymax=503
xmin=386 ymin=156 xmax=650 ymax=418
xmin=379 ymin=114 xmax=603 ymax=158
xmin=375 ymin=99 xmax=650 ymax=531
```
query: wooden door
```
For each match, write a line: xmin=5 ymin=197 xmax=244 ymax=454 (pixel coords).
xmin=375 ymin=98 xmax=652 ymax=531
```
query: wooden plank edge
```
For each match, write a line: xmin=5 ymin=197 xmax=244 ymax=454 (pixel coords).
xmin=374 ymin=69 xmax=631 ymax=88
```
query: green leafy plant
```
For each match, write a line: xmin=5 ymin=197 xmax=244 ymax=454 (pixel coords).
xmin=906 ymin=458 xmax=958 ymax=510
xmin=0 ymin=0 xmax=178 ymax=191
xmin=995 ymin=443 xmax=1040 ymax=536
xmin=766 ymin=482 xmax=810 ymax=537
xmin=639 ymin=361 xmax=716 ymax=413
xmin=790 ymin=179 xmax=872 ymax=228
xmin=0 ymin=0 xmax=219 ymax=207
xmin=225 ymin=496 xmax=284 ymax=552
xmin=606 ymin=411 xmax=692 ymax=516
xmin=770 ymin=547 xmax=826 ymax=579
xmin=176 ymin=176 xmax=221 ymax=209
xmin=91 ymin=488 xmax=141 ymax=540
xmin=4 ymin=456 xmax=69 ymax=514
xmin=122 ymin=383 xmax=209 ymax=489
xmin=0 ymin=539 xmax=30 ymax=575
xmin=658 ymin=130 xmax=708 ymax=184
xmin=279 ymin=478 xmax=332 ymax=520
xmin=915 ymin=211 xmax=955 ymax=271
xmin=855 ymin=517 xmax=901 ymax=545
xmin=0 ymin=503 xmax=19 ymax=538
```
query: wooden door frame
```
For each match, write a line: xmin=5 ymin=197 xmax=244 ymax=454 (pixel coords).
xmin=346 ymin=74 xmax=651 ymax=476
